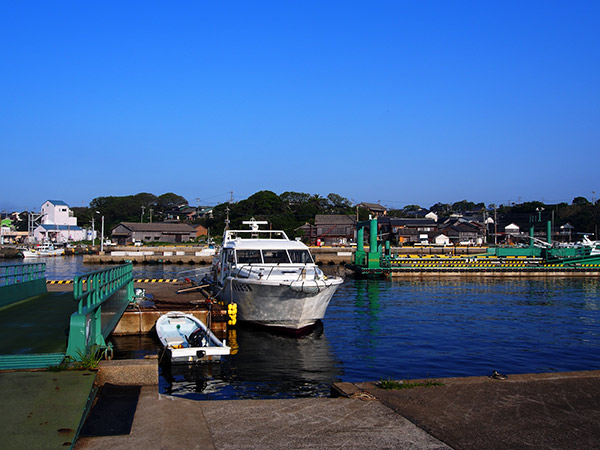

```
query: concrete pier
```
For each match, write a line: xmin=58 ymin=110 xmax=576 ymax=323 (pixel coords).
xmin=3 ymin=365 xmax=598 ymax=449
xmin=72 ymin=369 xmax=600 ymax=449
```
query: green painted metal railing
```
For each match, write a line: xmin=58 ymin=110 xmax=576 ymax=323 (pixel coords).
xmin=0 ymin=262 xmax=56 ymax=369
xmin=0 ymin=262 xmax=47 ymax=309
xmin=0 ymin=262 xmax=46 ymax=287
xmin=66 ymin=263 xmax=134 ymax=360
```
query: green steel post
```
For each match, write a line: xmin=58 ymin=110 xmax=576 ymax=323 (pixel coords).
xmin=357 ymin=226 xmax=364 ymax=251
xmin=355 ymin=224 xmax=366 ymax=265
xmin=370 ymin=218 xmax=377 ymax=252
xmin=547 ymin=220 xmax=552 ymax=245
xmin=529 ymin=225 xmax=535 ymax=248
xmin=367 ymin=218 xmax=381 ymax=269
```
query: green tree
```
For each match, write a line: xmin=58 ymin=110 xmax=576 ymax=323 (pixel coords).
xmin=573 ymin=196 xmax=590 ymax=206
xmin=157 ymin=193 xmax=188 ymax=211
xmin=326 ymin=193 xmax=353 ymax=214
xmin=430 ymin=202 xmax=452 ymax=216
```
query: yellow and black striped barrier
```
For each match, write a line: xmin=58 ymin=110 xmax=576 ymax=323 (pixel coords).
xmin=48 ymin=278 xmax=180 ymax=284
xmin=134 ymin=279 xmax=179 ymax=283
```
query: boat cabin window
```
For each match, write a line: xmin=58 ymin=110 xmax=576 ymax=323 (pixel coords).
xmin=236 ymin=250 xmax=261 ymax=264
xmin=262 ymin=250 xmax=290 ymax=264
xmin=288 ymin=249 xmax=314 ymax=264
xmin=225 ymin=249 xmax=235 ymax=264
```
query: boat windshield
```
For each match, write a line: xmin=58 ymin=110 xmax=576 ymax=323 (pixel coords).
xmin=288 ymin=249 xmax=314 ymax=264
xmin=236 ymin=250 xmax=262 ymax=264
xmin=262 ymin=250 xmax=289 ymax=264
xmin=235 ymin=249 xmax=314 ymax=264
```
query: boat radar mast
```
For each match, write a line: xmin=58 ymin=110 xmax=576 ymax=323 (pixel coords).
xmin=242 ymin=218 xmax=268 ymax=231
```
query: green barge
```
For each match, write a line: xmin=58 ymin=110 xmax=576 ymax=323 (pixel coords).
xmin=347 ymin=218 xmax=600 ymax=277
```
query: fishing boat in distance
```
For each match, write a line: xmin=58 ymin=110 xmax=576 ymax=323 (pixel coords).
xmin=21 ymin=242 xmax=65 ymax=258
xmin=207 ymin=219 xmax=343 ymax=332
xmin=156 ymin=311 xmax=230 ymax=363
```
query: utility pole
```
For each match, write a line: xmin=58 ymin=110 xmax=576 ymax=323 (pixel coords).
xmin=141 ymin=206 xmax=145 ymax=223
xmin=149 ymin=208 xmax=153 ymax=223
xmin=494 ymin=206 xmax=498 ymax=245
xmin=594 ymin=191 xmax=598 ymax=238
xmin=483 ymin=209 xmax=487 ymax=244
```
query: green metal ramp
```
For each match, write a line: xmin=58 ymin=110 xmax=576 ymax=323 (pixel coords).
xmin=0 ymin=291 xmax=74 ymax=369
xmin=0 ymin=263 xmax=134 ymax=370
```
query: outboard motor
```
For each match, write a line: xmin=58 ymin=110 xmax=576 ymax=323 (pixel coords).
xmin=188 ymin=328 xmax=208 ymax=347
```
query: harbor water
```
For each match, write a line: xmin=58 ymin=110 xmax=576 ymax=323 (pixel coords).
xmin=4 ymin=256 xmax=600 ymax=399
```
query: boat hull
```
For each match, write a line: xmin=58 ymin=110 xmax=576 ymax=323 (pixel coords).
xmin=22 ymin=249 xmax=65 ymax=257
xmin=218 ymin=277 xmax=342 ymax=330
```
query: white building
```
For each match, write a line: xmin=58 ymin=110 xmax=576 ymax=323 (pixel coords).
xmin=434 ymin=233 xmax=451 ymax=245
xmin=504 ymin=223 xmax=520 ymax=235
xmin=425 ymin=211 xmax=438 ymax=222
xmin=33 ymin=200 xmax=86 ymax=242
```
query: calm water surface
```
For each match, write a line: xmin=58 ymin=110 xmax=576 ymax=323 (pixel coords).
xmin=5 ymin=256 xmax=600 ymax=399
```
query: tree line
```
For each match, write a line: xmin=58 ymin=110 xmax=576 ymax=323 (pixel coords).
xmin=11 ymin=192 xmax=600 ymax=241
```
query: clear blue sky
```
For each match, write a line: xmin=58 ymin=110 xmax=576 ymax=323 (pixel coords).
xmin=2 ymin=1 xmax=599 ymax=212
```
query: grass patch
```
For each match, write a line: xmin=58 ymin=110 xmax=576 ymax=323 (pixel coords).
xmin=46 ymin=345 xmax=107 ymax=372
xmin=72 ymin=345 xmax=105 ymax=370
xmin=378 ymin=378 xmax=444 ymax=390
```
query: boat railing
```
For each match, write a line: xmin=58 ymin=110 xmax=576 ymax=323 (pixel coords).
xmin=66 ymin=263 xmax=134 ymax=360
xmin=225 ymin=229 xmax=289 ymax=241
xmin=234 ymin=264 xmax=256 ymax=279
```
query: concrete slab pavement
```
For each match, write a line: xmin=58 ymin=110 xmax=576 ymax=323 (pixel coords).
xmin=7 ymin=365 xmax=600 ymax=450
xmin=354 ymin=371 xmax=600 ymax=450
xmin=75 ymin=387 xmax=450 ymax=450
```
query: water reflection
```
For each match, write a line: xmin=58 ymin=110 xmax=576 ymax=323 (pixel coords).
xmin=151 ymin=322 xmax=342 ymax=400
xmin=325 ymin=277 xmax=600 ymax=382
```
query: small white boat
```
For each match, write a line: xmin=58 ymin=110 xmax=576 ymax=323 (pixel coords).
xmin=156 ymin=311 xmax=230 ymax=363
xmin=21 ymin=242 xmax=65 ymax=258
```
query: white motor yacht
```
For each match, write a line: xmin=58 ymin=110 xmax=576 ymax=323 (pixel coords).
xmin=211 ymin=220 xmax=343 ymax=332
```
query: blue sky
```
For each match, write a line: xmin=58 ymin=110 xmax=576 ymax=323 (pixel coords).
xmin=2 ymin=1 xmax=599 ymax=212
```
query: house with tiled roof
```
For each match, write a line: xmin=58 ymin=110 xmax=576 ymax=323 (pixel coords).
xmin=111 ymin=222 xmax=196 ymax=245
xmin=296 ymin=215 xmax=356 ymax=246
xmin=357 ymin=202 xmax=387 ymax=217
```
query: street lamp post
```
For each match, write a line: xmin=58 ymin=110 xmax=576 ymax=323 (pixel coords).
xmin=100 ymin=215 xmax=105 ymax=253
xmin=93 ymin=210 xmax=102 ymax=249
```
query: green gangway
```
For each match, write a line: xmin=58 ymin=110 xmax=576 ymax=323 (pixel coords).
xmin=0 ymin=262 xmax=134 ymax=370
